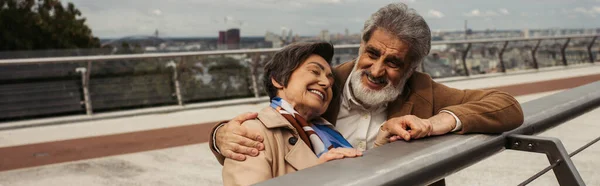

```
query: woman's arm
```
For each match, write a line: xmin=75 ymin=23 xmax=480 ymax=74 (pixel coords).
xmin=222 ymin=120 xmax=273 ymax=186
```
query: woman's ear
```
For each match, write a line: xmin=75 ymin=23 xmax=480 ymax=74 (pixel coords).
xmin=271 ymin=77 xmax=284 ymax=89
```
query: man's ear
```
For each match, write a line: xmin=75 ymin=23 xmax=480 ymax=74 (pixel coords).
xmin=271 ymin=77 xmax=284 ymax=89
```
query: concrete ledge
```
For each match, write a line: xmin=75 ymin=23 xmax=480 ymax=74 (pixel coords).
xmin=0 ymin=96 xmax=270 ymax=131
xmin=435 ymin=62 xmax=598 ymax=83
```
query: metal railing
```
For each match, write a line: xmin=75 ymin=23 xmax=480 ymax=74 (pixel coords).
xmin=255 ymin=80 xmax=600 ymax=186
xmin=0 ymin=34 xmax=598 ymax=120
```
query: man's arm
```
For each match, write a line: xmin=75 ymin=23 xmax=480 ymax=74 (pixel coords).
xmin=208 ymin=112 xmax=265 ymax=165
xmin=381 ymin=79 xmax=523 ymax=141
xmin=222 ymin=120 xmax=273 ymax=186
xmin=432 ymin=82 xmax=524 ymax=134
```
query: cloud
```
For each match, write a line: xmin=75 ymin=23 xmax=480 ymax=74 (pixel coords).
xmin=571 ymin=6 xmax=600 ymax=17
xmin=319 ymin=0 xmax=342 ymax=3
xmin=399 ymin=0 xmax=416 ymax=3
xmin=499 ymin=8 xmax=509 ymax=15
xmin=466 ymin=9 xmax=481 ymax=16
xmin=464 ymin=9 xmax=500 ymax=17
xmin=151 ymin=9 xmax=162 ymax=16
xmin=427 ymin=9 xmax=444 ymax=18
xmin=306 ymin=20 xmax=327 ymax=26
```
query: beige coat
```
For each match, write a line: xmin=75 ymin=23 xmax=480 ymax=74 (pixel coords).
xmin=222 ymin=107 xmax=324 ymax=186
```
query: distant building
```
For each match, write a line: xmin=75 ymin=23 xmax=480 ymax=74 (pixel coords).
xmin=218 ymin=31 xmax=226 ymax=45
xmin=265 ymin=31 xmax=283 ymax=48
xmin=217 ymin=28 xmax=240 ymax=50
xmin=522 ymin=28 xmax=530 ymax=38
xmin=226 ymin=29 xmax=240 ymax=49
xmin=320 ymin=30 xmax=330 ymax=42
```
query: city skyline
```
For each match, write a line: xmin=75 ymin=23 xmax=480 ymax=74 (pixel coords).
xmin=64 ymin=0 xmax=600 ymax=38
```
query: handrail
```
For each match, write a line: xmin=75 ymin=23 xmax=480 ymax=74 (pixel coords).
xmin=0 ymin=34 xmax=597 ymax=65
xmin=255 ymin=80 xmax=600 ymax=186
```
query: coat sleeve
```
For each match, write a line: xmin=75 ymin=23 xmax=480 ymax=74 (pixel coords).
xmin=222 ymin=120 xmax=274 ymax=186
xmin=432 ymin=81 xmax=524 ymax=134
xmin=209 ymin=121 xmax=228 ymax=165
xmin=374 ymin=127 xmax=391 ymax=148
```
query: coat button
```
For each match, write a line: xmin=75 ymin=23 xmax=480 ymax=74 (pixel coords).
xmin=288 ymin=137 xmax=298 ymax=145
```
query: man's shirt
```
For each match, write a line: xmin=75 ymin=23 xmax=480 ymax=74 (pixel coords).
xmin=335 ymin=72 xmax=387 ymax=151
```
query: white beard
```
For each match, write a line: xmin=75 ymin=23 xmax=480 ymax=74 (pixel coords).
xmin=348 ymin=61 xmax=408 ymax=108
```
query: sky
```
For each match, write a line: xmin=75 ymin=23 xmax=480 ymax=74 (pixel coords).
xmin=63 ymin=0 xmax=600 ymax=38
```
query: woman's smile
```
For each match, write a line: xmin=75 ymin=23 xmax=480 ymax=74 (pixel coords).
xmin=308 ymin=89 xmax=325 ymax=101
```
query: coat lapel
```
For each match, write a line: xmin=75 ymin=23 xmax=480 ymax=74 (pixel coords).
xmin=405 ymin=72 xmax=434 ymax=118
xmin=386 ymin=72 xmax=435 ymax=119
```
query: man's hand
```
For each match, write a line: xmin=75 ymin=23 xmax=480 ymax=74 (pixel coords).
xmin=381 ymin=113 xmax=456 ymax=142
xmin=216 ymin=112 xmax=265 ymax=161
xmin=317 ymin=148 xmax=363 ymax=164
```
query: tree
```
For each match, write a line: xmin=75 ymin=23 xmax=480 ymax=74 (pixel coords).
xmin=0 ymin=0 xmax=100 ymax=51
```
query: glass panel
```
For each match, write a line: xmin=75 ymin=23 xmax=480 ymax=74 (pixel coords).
xmin=503 ymin=40 xmax=538 ymax=72
xmin=465 ymin=42 xmax=504 ymax=75
xmin=424 ymin=43 xmax=467 ymax=78
xmin=180 ymin=53 xmax=268 ymax=103
xmin=0 ymin=61 xmax=86 ymax=120
xmin=89 ymin=58 xmax=177 ymax=111
xmin=536 ymin=39 xmax=566 ymax=68
xmin=333 ymin=47 xmax=359 ymax=66
xmin=565 ymin=38 xmax=592 ymax=65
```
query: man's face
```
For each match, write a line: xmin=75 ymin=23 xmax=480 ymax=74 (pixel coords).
xmin=349 ymin=28 xmax=411 ymax=107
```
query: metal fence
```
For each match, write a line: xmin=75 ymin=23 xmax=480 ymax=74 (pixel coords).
xmin=0 ymin=35 xmax=598 ymax=121
xmin=255 ymin=80 xmax=600 ymax=186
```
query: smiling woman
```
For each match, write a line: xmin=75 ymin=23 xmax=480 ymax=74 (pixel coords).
xmin=222 ymin=42 xmax=362 ymax=186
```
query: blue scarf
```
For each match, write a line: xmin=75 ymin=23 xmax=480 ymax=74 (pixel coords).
xmin=270 ymin=97 xmax=352 ymax=157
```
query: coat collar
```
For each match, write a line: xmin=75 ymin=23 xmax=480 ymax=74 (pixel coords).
xmin=257 ymin=107 xmax=333 ymax=130
xmin=257 ymin=107 xmax=294 ymax=130
xmin=256 ymin=107 xmax=320 ymax=170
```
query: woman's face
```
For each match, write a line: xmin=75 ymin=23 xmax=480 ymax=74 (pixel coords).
xmin=274 ymin=54 xmax=334 ymax=119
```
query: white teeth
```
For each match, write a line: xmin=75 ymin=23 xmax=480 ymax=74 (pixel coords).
xmin=309 ymin=90 xmax=324 ymax=100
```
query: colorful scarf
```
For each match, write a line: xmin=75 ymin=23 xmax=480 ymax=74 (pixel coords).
xmin=270 ymin=97 xmax=352 ymax=157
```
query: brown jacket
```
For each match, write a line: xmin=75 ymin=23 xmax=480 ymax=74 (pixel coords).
xmin=222 ymin=107 xmax=322 ymax=186
xmin=211 ymin=60 xmax=524 ymax=163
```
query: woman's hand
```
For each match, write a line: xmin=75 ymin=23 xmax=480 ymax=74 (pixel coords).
xmin=317 ymin=148 xmax=363 ymax=164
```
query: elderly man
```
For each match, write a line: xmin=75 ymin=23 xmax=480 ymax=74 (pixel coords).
xmin=209 ymin=2 xmax=524 ymax=185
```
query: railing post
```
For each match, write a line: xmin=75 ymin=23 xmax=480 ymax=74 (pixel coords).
xmin=75 ymin=62 xmax=93 ymax=115
xmin=462 ymin=43 xmax=472 ymax=76
xmin=561 ymin=38 xmax=571 ymax=66
xmin=499 ymin=41 xmax=509 ymax=73
xmin=506 ymin=135 xmax=585 ymax=186
xmin=587 ymin=36 xmax=597 ymax=63
xmin=249 ymin=54 xmax=261 ymax=98
xmin=532 ymin=40 xmax=542 ymax=69
xmin=166 ymin=60 xmax=184 ymax=106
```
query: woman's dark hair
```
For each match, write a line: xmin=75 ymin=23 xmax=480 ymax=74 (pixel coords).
xmin=263 ymin=42 xmax=335 ymax=99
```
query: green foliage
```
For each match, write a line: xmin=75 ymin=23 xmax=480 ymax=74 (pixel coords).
xmin=0 ymin=0 xmax=100 ymax=51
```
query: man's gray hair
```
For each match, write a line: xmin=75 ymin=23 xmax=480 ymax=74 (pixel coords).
xmin=362 ymin=3 xmax=431 ymax=70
